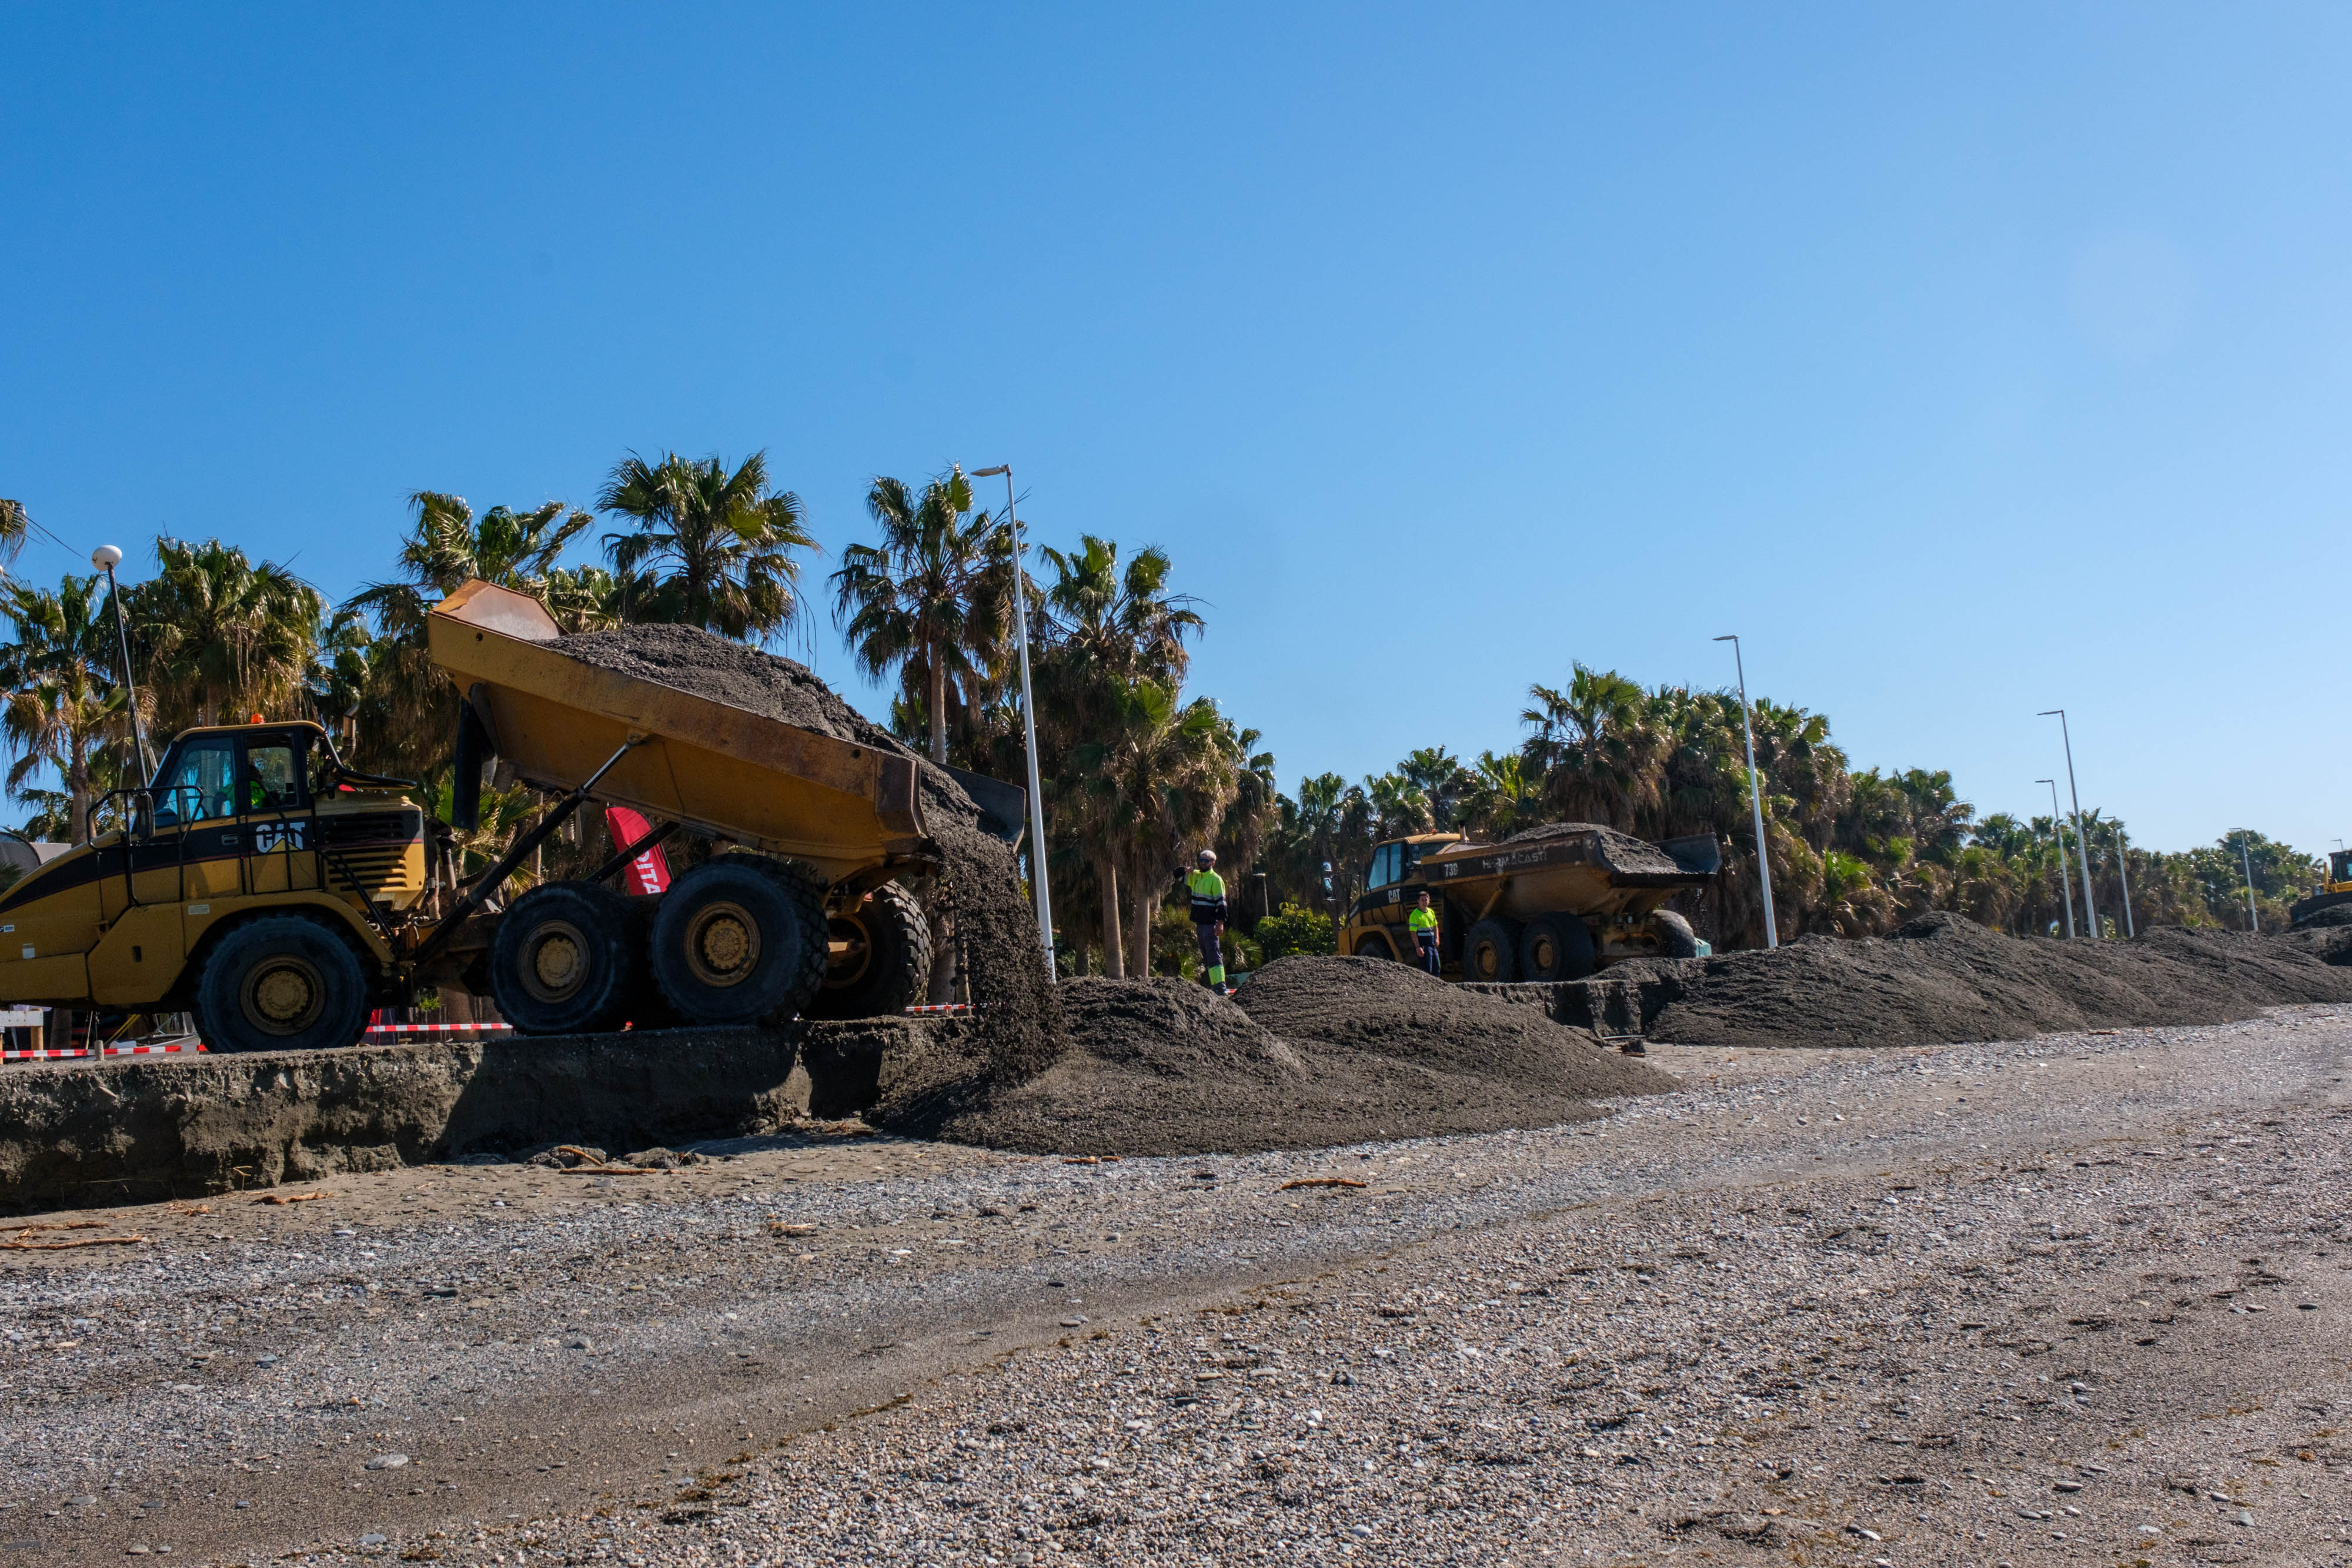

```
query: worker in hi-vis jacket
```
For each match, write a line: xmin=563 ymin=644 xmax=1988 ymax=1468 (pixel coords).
xmin=1186 ymin=849 xmax=1230 ymax=995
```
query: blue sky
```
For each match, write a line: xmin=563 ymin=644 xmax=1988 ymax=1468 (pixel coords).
xmin=3 ymin=4 xmax=2347 ymax=854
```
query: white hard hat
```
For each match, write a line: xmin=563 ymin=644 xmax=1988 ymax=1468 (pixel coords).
xmin=1197 ymin=848 xmax=1217 ymax=867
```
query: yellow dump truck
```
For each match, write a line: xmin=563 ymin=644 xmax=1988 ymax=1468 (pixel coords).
xmin=1338 ymin=826 xmax=1722 ymax=981
xmin=0 ymin=580 xmax=971 ymax=1051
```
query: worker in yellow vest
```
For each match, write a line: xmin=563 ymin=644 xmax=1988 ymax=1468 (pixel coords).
xmin=1408 ymin=890 xmax=1441 ymax=974
xmin=1187 ymin=849 xmax=1230 ymax=995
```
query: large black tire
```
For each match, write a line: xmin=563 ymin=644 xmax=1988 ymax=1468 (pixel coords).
xmin=1461 ymin=917 xmax=1522 ymax=984
xmin=620 ymin=894 xmax=684 ymax=1030
xmin=489 ymin=880 xmax=642 ymax=1035
xmin=1649 ymin=908 xmax=1702 ymax=958
xmin=1353 ymin=931 xmax=1398 ymax=961
xmin=196 ymin=916 xmax=371 ymax=1054
xmin=648 ymin=856 xmax=828 ymax=1026
xmin=1518 ymin=913 xmax=1596 ymax=981
xmin=807 ymin=881 xmax=933 ymax=1020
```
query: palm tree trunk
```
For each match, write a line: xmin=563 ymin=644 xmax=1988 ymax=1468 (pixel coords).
xmin=1094 ymin=855 xmax=1124 ymax=979
xmin=927 ymin=653 xmax=948 ymax=765
xmin=1127 ymin=872 xmax=1163 ymax=978
xmin=66 ymin=739 xmax=89 ymax=845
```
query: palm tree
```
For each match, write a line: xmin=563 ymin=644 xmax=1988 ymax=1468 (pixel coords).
xmin=130 ymin=538 xmax=322 ymax=733
xmin=599 ymin=451 xmax=814 ymax=639
xmin=1033 ymin=536 xmax=1207 ymax=975
xmin=345 ymin=492 xmax=606 ymax=778
xmin=830 ymin=468 xmax=1018 ymax=765
xmin=1521 ymin=664 xmax=1658 ymax=831
xmin=0 ymin=499 xmax=29 ymax=570
xmin=1 ymin=575 xmax=130 ymax=842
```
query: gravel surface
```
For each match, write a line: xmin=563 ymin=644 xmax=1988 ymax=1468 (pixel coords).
xmin=5 ymin=1005 xmax=2350 ymax=1566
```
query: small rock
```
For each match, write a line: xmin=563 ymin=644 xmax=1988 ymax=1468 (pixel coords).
xmin=2233 ymin=1510 xmax=2254 ymax=1527
xmin=1060 ymin=1316 xmax=1087 ymax=1328
xmin=69 ymin=1495 xmax=95 ymax=1506
xmin=126 ymin=1550 xmax=149 ymax=1558
xmin=364 ymin=1453 xmax=408 ymax=1470
xmin=1848 ymin=1525 xmax=1882 ymax=1542
xmin=233 ymin=1501 xmax=250 ymax=1510
xmin=358 ymin=1534 xmax=387 ymax=1547
xmin=565 ymin=1335 xmax=592 ymax=1350
xmin=1349 ymin=1524 xmax=1373 ymax=1539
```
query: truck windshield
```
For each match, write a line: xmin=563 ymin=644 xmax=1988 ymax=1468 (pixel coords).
xmin=152 ymin=739 xmax=238 ymax=826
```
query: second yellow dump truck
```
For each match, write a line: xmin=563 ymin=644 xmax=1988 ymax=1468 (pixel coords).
xmin=0 ymin=580 xmax=986 ymax=1051
xmin=1338 ymin=825 xmax=1722 ymax=981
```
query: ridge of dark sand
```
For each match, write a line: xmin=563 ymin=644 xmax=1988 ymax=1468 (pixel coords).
xmin=1616 ymin=910 xmax=2352 ymax=1049
xmin=870 ymin=966 xmax=1676 ymax=1157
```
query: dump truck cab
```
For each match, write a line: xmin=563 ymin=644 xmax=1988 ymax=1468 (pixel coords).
xmin=1342 ymin=833 xmax=1464 ymax=961
xmin=2290 ymin=848 xmax=2352 ymax=929
xmin=0 ymin=719 xmax=424 ymax=1048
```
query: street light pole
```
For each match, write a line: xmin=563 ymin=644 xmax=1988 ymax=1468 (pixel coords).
xmin=2039 ymin=779 xmax=2076 ymax=939
xmin=1714 ymin=635 xmax=1778 ymax=949
xmin=2039 ymin=710 xmax=2099 ymax=938
xmin=2114 ymin=823 xmax=2136 ymax=938
xmin=970 ymin=465 xmax=1056 ymax=980
xmin=2239 ymin=834 xmax=2259 ymax=932
xmin=90 ymin=544 xmax=152 ymax=781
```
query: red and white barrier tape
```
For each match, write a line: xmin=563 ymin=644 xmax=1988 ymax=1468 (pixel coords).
xmin=2 ymin=1041 xmax=205 ymax=1061
xmin=8 ymin=1005 xmax=968 ymax=1060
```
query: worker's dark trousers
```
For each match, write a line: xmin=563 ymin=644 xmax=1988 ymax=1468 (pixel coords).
xmin=1416 ymin=934 xmax=1441 ymax=975
xmin=1195 ymin=921 xmax=1222 ymax=977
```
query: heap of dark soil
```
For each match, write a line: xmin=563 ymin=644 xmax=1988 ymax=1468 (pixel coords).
xmin=1618 ymin=911 xmax=2352 ymax=1049
xmin=554 ymin=624 xmax=1065 ymax=1078
xmin=2293 ymin=902 xmax=2352 ymax=931
xmin=870 ymin=963 xmax=1677 ymax=1157
xmin=2281 ymin=922 xmax=2352 ymax=967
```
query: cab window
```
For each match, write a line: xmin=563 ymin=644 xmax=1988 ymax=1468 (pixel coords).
xmin=153 ymin=739 xmax=238 ymax=827
xmin=242 ymin=741 xmax=300 ymax=814
xmin=1368 ymin=843 xmax=1398 ymax=890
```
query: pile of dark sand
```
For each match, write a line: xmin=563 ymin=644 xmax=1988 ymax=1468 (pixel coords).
xmin=1619 ymin=911 xmax=2352 ymax=1050
xmin=870 ymin=962 xmax=1676 ymax=1157
xmin=1501 ymin=820 xmax=1685 ymax=875
xmin=2281 ymin=922 xmax=2352 ymax=967
xmin=554 ymin=624 xmax=1065 ymax=1077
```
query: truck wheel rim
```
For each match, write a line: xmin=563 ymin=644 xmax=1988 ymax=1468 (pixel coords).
xmin=824 ymin=912 xmax=873 ymax=988
xmin=1528 ymin=934 xmax=1556 ymax=974
xmin=243 ymin=958 xmax=324 ymax=1035
xmin=685 ymin=901 xmax=761 ymax=988
xmin=521 ymin=920 xmax=589 ymax=1003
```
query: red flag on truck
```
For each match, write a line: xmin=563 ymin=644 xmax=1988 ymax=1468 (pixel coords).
xmin=603 ymin=805 xmax=672 ymax=895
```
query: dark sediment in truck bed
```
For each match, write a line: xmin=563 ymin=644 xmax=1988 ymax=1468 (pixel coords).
xmin=867 ymin=965 xmax=1676 ymax=1157
xmin=1615 ymin=912 xmax=2352 ymax=1049
xmin=1499 ymin=820 xmax=1686 ymax=875
xmin=554 ymin=624 xmax=1066 ymax=1078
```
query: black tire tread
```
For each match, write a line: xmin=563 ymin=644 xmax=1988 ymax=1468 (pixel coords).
xmin=489 ymin=880 xmax=642 ymax=1035
xmin=807 ymin=880 xmax=933 ymax=1019
xmin=1462 ymin=917 xmax=1521 ymax=984
xmin=196 ymin=914 xmax=372 ymax=1054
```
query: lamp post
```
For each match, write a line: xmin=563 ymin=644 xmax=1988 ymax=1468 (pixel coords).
xmin=2113 ymin=823 xmax=2136 ymax=938
xmin=2039 ymin=779 xmax=2076 ymax=939
xmin=1713 ymin=634 xmax=1778 ymax=948
xmin=2239 ymin=834 xmax=2259 ymax=932
xmin=2039 ymin=710 xmax=2099 ymax=937
xmin=970 ymin=464 xmax=1056 ymax=979
xmin=90 ymin=544 xmax=152 ymax=781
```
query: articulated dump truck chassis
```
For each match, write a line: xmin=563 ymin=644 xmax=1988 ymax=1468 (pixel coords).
xmin=1338 ymin=827 xmax=1723 ymax=982
xmin=0 ymin=580 xmax=994 ymax=1053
